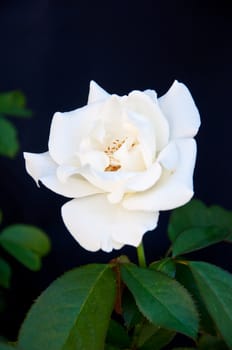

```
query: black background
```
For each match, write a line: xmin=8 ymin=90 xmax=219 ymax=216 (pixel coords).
xmin=0 ymin=0 xmax=232 ymax=345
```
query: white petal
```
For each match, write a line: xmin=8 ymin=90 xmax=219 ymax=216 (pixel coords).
xmin=157 ymin=141 xmax=179 ymax=171
xmin=126 ymin=162 xmax=162 ymax=192
xmin=126 ymin=91 xmax=169 ymax=151
xmin=123 ymin=139 xmax=196 ymax=211
xmin=87 ymin=80 xmax=110 ymax=104
xmin=24 ymin=151 xmax=101 ymax=198
xmin=56 ymin=164 xmax=79 ymax=183
xmin=79 ymin=165 xmax=130 ymax=192
xmin=100 ymin=95 xmax=124 ymax=132
xmin=158 ymin=80 xmax=201 ymax=139
xmin=61 ymin=194 xmax=158 ymax=252
xmin=127 ymin=111 xmax=155 ymax=168
xmin=24 ymin=151 xmax=57 ymax=185
xmin=78 ymin=160 xmax=162 ymax=204
xmin=42 ymin=175 xmax=102 ymax=198
xmin=143 ymin=89 xmax=158 ymax=102
xmin=48 ymin=102 xmax=102 ymax=165
xmin=107 ymin=186 xmax=125 ymax=204
xmin=78 ymin=149 xmax=109 ymax=171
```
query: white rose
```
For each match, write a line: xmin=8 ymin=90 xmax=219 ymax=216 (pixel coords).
xmin=24 ymin=81 xmax=200 ymax=252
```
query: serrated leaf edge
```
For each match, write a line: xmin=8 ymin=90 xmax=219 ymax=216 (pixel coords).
xmin=122 ymin=265 xmax=199 ymax=339
xmin=18 ymin=264 xmax=115 ymax=349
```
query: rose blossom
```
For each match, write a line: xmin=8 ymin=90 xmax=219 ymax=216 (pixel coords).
xmin=24 ymin=81 xmax=200 ymax=252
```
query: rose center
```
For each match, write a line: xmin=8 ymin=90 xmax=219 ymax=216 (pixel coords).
xmin=104 ymin=137 xmax=139 ymax=172
xmin=104 ymin=139 xmax=125 ymax=172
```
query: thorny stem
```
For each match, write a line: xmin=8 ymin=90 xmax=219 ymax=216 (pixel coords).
xmin=137 ymin=241 xmax=146 ymax=267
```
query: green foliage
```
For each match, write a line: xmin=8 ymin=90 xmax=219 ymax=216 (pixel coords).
xmin=104 ymin=345 xmax=120 ymax=350
xmin=167 ymin=199 xmax=232 ymax=346
xmin=1 ymin=197 xmax=232 ymax=349
xmin=188 ymin=261 xmax=232 ymax=348
xmin=198 ymin=334 xmax=228 ymax=350
xmin=209 ymin=205 xmax=232 ymax=242
xmin=0 ymin=90 xmax=32 ymax=158
xmin=0 ymin=258 xmax=11 ymax=288
xmin=136 ymin=322 xmax=175 ymax=350
xmin=175 ymin=262 xmax=216 ymax=335
xmin=149 ymin=258 xmax=176 ymax=278
xmin=0 ymin=343 xmax=15 ymax=350
xmin=168 ymin=199 xmax=232 ymax=256
xmin=0 ymin=91 xmax=32 ymax=118
xmin=0 ymin=117 xmax=19 ymax=158
xmin=172 ymin=226 xmax=229 ymax=256
xmin=168 ymin=199 xmax=208 ymax=242
xmin=122 ymin=289 xmax=143 ymax=330
xmin=0 ymin=224 xmax=51 ymax=271
xmin=121 ymin=264 xmax=198 ymax=338
xmin=172 ymin=348 xmax=196 ymax=350
xmin=18 ymin=264 xmax=116 ymax=350
xmin=105 ymin=320 xmax=130 ymax=349
xmin=0 ymin=90 xmax=52 ymax=346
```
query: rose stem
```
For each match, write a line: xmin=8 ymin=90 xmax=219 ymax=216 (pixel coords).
xmin=164 ymin=246 xmax=172 ymax=258
xmin=137 ymin=241 xmax=146 ymax=267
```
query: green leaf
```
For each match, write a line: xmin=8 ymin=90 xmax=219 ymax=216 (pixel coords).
xmin=168 ymin=199 xmax=208 ymax=242
xmin=18 ymin=264 xmax=116 ymax=350
xmin=198 ymin=334 xmax=229 ymax=350
xmin=0 ymin=117 xmax=19 ymax=158
xmin=209 ymin=205 xmax=232 ymax=241
xmin=149 ymin=258 xmax=176 ymax=278
xmin=0 ymin=242 xmax=41 ymax=270
xmin=172 ymin=226 xmax=229 ymax=257
xmin=168 ymin=200 xmax=232 ymax=255
xmin=168 ymin=199 xmax=232 ymax=246
xmin=104 ymin=345 xmax=121 ymax=350
xmin=0 ymin=224 xmax=50 ymax=256
xmin=137 ymin=322 xmax=175 ymax=350
xmin=189 ymin=261 xmax=232 ymax=348
xmin=122 ymin=289 xmax=143 ymax=330
xmin=0 ymin=91 xmax=32 ymax=117
xmin=172 ymin=348 xmax=196 ymax=350
xmin=0 ymin=343 xmax=15 ymax=350
xmin=121 ymin=264 xmax=198 ymax=339
xmin=0 ymin=257 xmax=11 ymax=288
xmin=0 ymin=224 xmax=50 ymax=271
xmin=106 ymin=320 xmax=130 ymax=348
xmin=175 ymin=262 xmax=216 ymax=335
